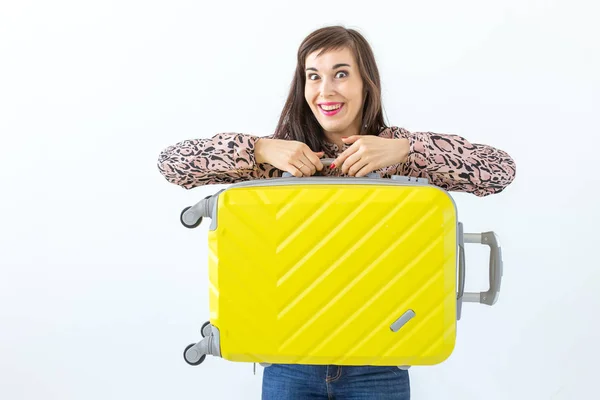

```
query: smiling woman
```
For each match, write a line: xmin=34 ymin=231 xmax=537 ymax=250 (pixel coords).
xmin=157 ymin=26 xmax=517 ymax=399
xmin=157 ymin=26 xmax=515 ymax=197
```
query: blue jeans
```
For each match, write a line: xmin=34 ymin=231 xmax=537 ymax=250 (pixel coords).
xmin=261 ymin=364 xmax=410 ymax=399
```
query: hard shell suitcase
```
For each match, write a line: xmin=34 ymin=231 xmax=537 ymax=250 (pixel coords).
xmin=179 ymin=159 xmax=503 ymax=368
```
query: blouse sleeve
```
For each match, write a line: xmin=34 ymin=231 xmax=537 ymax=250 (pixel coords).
xmin=157 ymin=132 xmax=281 ymax=189
xmin=383 ymin=126 xmax=516 ymax=197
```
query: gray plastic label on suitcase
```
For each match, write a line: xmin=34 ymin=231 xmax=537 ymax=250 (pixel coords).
xmin=390 ymin=175 xmax=429 ymax=184
xmin=390 ymin=309 xmax=416 ymax=332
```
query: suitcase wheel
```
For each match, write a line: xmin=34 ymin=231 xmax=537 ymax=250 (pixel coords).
xmin=201 ymin=321 xmax=212 ymax=337
xmin=180 ymin=206 xmax=202 ymax=229
xmin=183 ymin=343 xmax=206 ymax=366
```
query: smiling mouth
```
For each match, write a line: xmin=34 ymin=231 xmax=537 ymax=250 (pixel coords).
xmin=318 ymin=103 xmax=344 ymax=116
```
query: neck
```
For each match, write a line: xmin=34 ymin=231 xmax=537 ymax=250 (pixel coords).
xmin=324 ymin=133 xmax=346 ymax=149
xmin=324 ymin=121 xmax=361 ymax=149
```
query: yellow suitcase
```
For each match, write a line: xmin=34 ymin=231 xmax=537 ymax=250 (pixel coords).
xmin=179 ymin=159 xmax=502 ymax=368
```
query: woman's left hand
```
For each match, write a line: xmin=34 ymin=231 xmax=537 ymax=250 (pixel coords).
xmin=331 ymin=136 xmax=410 ymax=177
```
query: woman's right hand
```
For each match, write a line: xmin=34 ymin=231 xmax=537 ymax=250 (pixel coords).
xmin=255 ymin=138 xmax=325 ymax=177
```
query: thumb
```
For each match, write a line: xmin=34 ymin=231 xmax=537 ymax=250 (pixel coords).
xmin=341 ymin=135 xmax=361 ymax=144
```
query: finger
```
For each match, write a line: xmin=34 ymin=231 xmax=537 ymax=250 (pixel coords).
xmin=341 ymin=135 xmax=362 ymax=145
xmin=341 ymin=151 xmax=363 ymax=175
xmin=354 ymin=162 xmax=374 ymax=177
xmin=299 ymin=154 xmax=318 ymax=175
xmin=333 ymin=145 xmax=358 ymax=170
xmin=298 ymin=155 xmax=316 ymax=176
xmin=347 ymin=158 xmax=369 ymax=176
xmin=286 ymin=163 xmax=303 ymax=177
xmin=304 ymin=150 xmax=324 ymax=171
xmin=291 ymin=159 xmax=312 ymax=177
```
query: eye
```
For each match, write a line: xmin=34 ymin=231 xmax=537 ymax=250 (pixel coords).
xmin=335 ymin=71 xmax=348 ymax=78
xmin=307 ymin=73 xmax=319 ymax=81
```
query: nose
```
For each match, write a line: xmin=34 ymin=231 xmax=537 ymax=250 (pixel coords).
xmin=318 ymin=77 xmax=335 ymax=98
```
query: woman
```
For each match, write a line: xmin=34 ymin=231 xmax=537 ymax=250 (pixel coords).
xmin=158 ymin=26 xmax=516 ymax=399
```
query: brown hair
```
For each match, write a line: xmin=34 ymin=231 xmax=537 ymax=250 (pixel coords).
xmin=272 ymin=25 xmax=387 ymax=152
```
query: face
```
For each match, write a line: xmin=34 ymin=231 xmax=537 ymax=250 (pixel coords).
xmin=304 ymin=47 xmax=364 ymax=139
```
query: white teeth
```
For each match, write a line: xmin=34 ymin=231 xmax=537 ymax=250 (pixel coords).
xmin=320 ymin=104 xmax=342 ymax=111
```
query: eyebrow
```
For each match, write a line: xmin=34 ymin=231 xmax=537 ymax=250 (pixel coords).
xmin=306 ymin=63 xmax=351 ymax=72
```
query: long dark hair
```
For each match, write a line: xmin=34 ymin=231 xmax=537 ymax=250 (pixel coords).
xmin=272 ymin=26 xmax=388 ymax=152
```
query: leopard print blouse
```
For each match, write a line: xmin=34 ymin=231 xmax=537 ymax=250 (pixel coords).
xmin=157 ymin=126 xmax=516 ymax=197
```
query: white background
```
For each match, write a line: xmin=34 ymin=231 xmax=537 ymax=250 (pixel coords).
xmin=1 ymin=0 xmax=598 ymax=399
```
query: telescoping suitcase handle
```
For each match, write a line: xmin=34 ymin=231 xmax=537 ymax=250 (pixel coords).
xmin=320 ymin=158 xmax=335 ymax=169
xmin=282 ymin=158 xmax=381 ymax=178
xmin=456 ymin=221 xmax=503 ymax=319
xmin=282 ymin=159 xmax=427 ymax=183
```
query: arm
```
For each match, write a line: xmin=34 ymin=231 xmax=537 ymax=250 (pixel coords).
xmin=384 ymin=126 xmax=516 ymax=197
xmin=157 ymin=133 xmax=282 ymax=189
